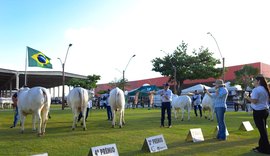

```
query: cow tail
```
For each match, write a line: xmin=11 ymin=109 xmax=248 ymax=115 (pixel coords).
xmin=41 ymin=88 xmax=48 ymax=104
xmin=78 ymin=89 xmax=83 ymax=112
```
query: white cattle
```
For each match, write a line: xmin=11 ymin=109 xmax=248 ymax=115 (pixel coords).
xmin=201 ymin=94 xmax=215 ymax=121
xmin=17 ymin=86 xmax=51 ymax=136
xmin=0 ymin=97 xmax=13 ymax=109
xmin=67 ymin=87 xmax=92 ymax=131
xmin=109 ymin=87 xmax=125 ymax=128
xmin=171 ymin=95 xmax=192 ymax=121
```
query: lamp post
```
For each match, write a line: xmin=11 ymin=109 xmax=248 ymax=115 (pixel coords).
xmin=207 ymin=32 xmax=225 ymax=81
xmin=160 ymin=50 xmax=177 ymax=94
xmin=58 ymin=43 xmax=72 ymax=110
xmin=122 ymin=54 xmax=136 ymax=91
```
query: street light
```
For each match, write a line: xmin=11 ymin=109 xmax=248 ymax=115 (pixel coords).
xmin=122 ymin=54 xmax=136 ymax=91
xmin=160 ymin=50 xmax=177 ymax=94
xmin=207 ymin=32 xmax=225 ymax=81
xmin=58 ymin=43 xmax=72 ymax=110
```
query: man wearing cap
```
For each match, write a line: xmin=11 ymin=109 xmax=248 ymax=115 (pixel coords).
xmin=192 ymin=90 xmax=202 ymax=117
xmin=204 ymin=79 xmax=228 ymax=141
xmin=153 ymin=83 xmax=173 ymax=128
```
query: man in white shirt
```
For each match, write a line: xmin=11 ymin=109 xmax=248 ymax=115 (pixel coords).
xmin=192 ymin=90 xmax=202 ymax=117
xmin=155 ymin=83 xmax=173 ymax=128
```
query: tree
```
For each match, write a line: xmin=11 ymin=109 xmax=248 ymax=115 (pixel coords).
xmin=233 ymin=65 xmax=259 ymax=91
xmin=151 ymin=41 xmax=222 ymax=94
xmin=67 ymin=74 xmax=101 ymax=89
xmin=108 ymin=78 xmax=130 ymax=91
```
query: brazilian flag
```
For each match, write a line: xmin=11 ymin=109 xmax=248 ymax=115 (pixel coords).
xmin=27 ymin=47 xmax=52 ymax=69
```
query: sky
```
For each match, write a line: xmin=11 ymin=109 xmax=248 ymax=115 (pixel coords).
xmin=1 ymin=0 xmax=270 ymax=84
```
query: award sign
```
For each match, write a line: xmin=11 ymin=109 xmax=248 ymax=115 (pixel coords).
xmin=88 ymin=144 xmax=119 ymax=156
xmin=185 ymin=128 xmax=204 ymax=142
xmin=213 ymin=125 xmax=229 ymax=137
xmin=141 ymin=134 xmax=168 ymax=153
xmin=239 ymin=121 xmax=254 ymax=131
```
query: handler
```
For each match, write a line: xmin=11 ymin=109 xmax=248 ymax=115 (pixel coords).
xmin=10 ymin=91 xmax=19 ymax=128
xmin=204 ymin=79 xmax=228 ymax=141
xmin=152 ymin=83 xmax=173 ymax=128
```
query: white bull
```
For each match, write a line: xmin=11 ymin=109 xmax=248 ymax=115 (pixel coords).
xmin=201 ymin=94 xmax=215 ymax=121
xmin=67 ymin=87 xmax=91 ymax=131
xmin=171 ymin=95 xmax=192 ymax=121
xmin=109 ymin=87 xmax=125 ymax=128
xmin=17 ymin=86 xmax=51 ymax=136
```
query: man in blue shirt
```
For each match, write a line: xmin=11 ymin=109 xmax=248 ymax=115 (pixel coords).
xmin=154 ymin=83 xmax=173 ymax=128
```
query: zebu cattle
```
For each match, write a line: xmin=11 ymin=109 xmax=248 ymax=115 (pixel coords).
xmin=0 ymin=97 xmax=12 ymax=109
xmin=67 ymin=87 xmax=91 ymax=131
xmin=171 ymin=95 xmax=192 ymax=121
xmin=109 ymin=87 xmax=125 ymax=128
xmin=17 ymin=87 xmax=51 ymax=136
xmin=201 ymin=94 xmax=215 ymax=121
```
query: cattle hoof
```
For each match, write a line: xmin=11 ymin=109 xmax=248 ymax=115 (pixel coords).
xmin=111 ymin=125 xmax=115 ymax=128
xmin=81 ymin=122 xmax=83 ymax=126
xmin=72 ymin=127 xmax=75 ymax=131
xmin=83 ymin=127 xmax=87 ymax=131
xmin=181 ymin=119 xmax=184 ymax=121
xmin=37 ymin=133 xmax=43 ymax=137
xmin=204 ymin=116 xmax=207 ymax=119
xmin=20 ymin=131 xmax=24 ymax=134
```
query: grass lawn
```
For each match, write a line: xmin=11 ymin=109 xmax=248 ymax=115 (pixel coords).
xmin=0 ymin=106 xmax=269 ymax=156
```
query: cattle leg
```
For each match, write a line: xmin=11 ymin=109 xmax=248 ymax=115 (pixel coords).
xmin=20 ymin=115 xmax=26 ymax=134
xmin=173 ymin=107 xmax=177 ymax=119
xmin=32 ymin=114 xmax=37 ymax=131
xmin=37 ymin=111 xmax=42 ymax=136
xmin=203 ymin=109 xmax=207 ymax=119
xmin=82 ymin=110 xmax=87 ymax=131
xmin=181 ymin=109 xmax=184 ymax=121
xmin=41 ymin=108 xmax=49 ymax=135
xmin=119 ymin=110 xmax=123 ymax=128
xmin=187 ymin=108 xmax=191 ymax=121
xmin=122 ymin=110 xmax=125 ymax=125
xmin=112 ymin=110 xmax=116 ymax=128
xmin=72 ymin=112 xmax=79 ymax=130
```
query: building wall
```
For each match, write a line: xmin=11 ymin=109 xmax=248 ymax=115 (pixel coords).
xmin=96 ymin=62 xmax=270 ymax=93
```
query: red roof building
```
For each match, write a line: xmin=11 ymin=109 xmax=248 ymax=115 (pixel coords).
xmin=95 ymin=62 xmax=270 ymax=94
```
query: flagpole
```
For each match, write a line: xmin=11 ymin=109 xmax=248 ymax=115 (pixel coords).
xmin=24 ymin=46 xmax=28 ymax=86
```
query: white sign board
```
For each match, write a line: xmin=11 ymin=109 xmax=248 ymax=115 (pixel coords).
xmin=239 ymin=121 xmax=254 ymax=131
xmin=214 ymin=126 xmax=229 ymax=137
xmin=31 ymin=153 xmax=48 ymax=156
xmin=141 ymin=134 xmax=168 ymax=153
xmin=89 ymin=144 xmax=119 ymax=156
xmin=185 ymin=128 xmax=204 ymax=142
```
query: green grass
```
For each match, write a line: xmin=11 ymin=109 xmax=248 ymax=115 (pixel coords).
xmin=1 ymin=106 xmax=269 ymax=156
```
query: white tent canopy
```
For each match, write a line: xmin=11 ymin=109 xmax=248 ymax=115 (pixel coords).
xmin=182 ymin=82 xmax=242 ymax=94
xmin=208 ymin=82 xmax=242 ymax=92
xmin=181 ymin=84 xmax=211 ymax=94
